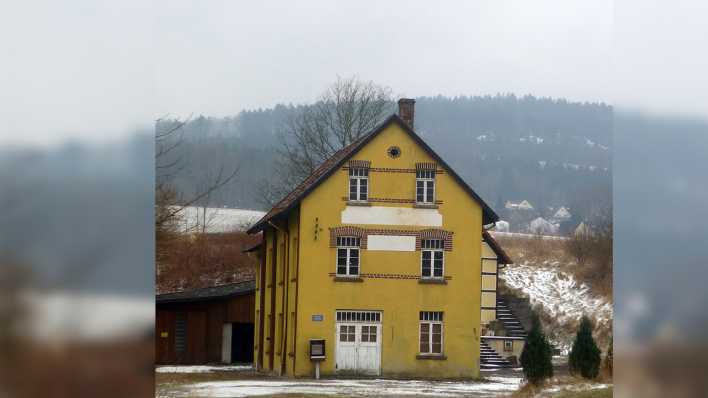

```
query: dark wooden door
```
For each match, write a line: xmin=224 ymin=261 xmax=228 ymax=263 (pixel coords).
xmin=185 ymin=311 xmax=207 ymax=364
xmin=231 ymin=322 xmax=255 ymax=363
xmin=155 ymin=310 xmax=175 ymax=364
xmin=156 ymin=309 xmax=208 ymax=364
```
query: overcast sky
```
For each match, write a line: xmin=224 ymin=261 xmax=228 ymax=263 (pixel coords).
xmin=0 ymin=0 xmax=705 ymax=146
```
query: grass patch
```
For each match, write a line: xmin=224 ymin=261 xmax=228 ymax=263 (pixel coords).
xmin=552 ymin=386 xmax=612 ymax=398
xmin=509 ymin=375 xmax=612 ymax=398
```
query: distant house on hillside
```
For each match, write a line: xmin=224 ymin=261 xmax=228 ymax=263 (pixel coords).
xmin=552 ymin=206 xmax=571 ymax=221
xmin=528 ymin=217 xmax=558 ymax=235
xmin=495 ymin=220 xmax=510 ymax=232
xmin=505 ymin=200 xmax=534 ymax=211
xmin=574 ymin=222 xmax=592 ymax=236
xmin=518 ymin=200 xmax=534 ymax=210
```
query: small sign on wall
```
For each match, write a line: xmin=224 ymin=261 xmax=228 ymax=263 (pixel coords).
xmin=312 ymin=314 xmax=323 ymax=322
xmin=160 ymin=332 xmax=169 ymax=338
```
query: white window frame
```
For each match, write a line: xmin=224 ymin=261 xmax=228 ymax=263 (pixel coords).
xmin=419 ymin=311 xmax=444 ymax=355
xmin=416 ymin=170 xmax=435 ymax=204
xmin=504 ymin=339 xmax=514 ymax=352
xmin=336 ymin=310 xmax=382 ymax=323
xmin=336 ymin=236 xmax=361 ymax=277
xmin=349 ymin=167 xmax=369 ymax=202
xmin=421 ymin=239 xmax=444 ymax=279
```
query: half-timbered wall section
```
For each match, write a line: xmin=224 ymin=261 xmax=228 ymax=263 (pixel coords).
xmin=481 ymin=239 xmax=500 ymax=325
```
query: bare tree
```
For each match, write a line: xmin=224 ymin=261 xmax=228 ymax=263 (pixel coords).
xmin=566 ymin=212 xmax=613 ymax=297
xmin=154 ymin=117 xmax=240 ymax=269
xmin=155 ymin=117 xmax=188 ymax=242
xmin=155 ymin=119 xmax=239 ymax=225
xmin=259 ymin=76 xmax=394 ymax=206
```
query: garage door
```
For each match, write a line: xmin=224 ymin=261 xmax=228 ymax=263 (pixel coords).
xmin=335 ymin=310 xmax=382 ymax=376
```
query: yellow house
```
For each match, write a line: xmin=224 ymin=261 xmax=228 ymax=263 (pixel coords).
xmin=248 ymin=99 xmax=499 ymax=378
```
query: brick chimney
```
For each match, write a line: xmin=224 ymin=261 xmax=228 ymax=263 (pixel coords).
xmin=398 ymin=98 xmax=415 ymax=129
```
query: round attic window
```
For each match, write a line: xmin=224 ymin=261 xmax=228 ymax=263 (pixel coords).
xmin=387 ymin=146 xmax=401 ymax=158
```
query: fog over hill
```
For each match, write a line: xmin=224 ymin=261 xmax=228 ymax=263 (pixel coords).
xmin=0 ymin=133 xmax=154 ymax=295
xmin=161 ymin=95 xmax=612 ymax=230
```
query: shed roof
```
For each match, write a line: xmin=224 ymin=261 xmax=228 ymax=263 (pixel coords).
xmin=483 ymin=230 xmax=513 ymax=264
xmin=248 ymin=114 xmax=498 ymax=233
xmin=156 ymin=280 xmax=255 ymax=304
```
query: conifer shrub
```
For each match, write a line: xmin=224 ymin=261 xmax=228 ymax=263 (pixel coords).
xmin=569 ymin=315 xmax=602 ymax=379
xmin=603 ymin=336 xmax=613 ymax=377
xmin=520 ymin=311 xmax=554 ymax=385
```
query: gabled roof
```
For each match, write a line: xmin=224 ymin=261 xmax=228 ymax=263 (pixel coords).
xmin=248 ymin=114 xmax=499 ymax=233
xmin=553 ymin=206 xmax=571 ymax=219
xmin=483 ymin=230 xmax=513 ymax=264
xmin=156 ymin=280 xmax=255 ymax=304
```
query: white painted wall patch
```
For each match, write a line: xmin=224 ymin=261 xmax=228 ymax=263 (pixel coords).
xmin=366 ymin=235 xmax=416 ymax=251
xmin=341 ymin=206 xmax=442 ymax=227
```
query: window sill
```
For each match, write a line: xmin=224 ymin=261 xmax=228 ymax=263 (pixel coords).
xmin=416 ymin=354 xmax=447 ymax=360
xmin=418 ymin=278 xmax=447 ymax=285
xmin=414 ymin=203 xmax=438 ymax=209
xmin=334 ymin=276 xmax=364 ymax=282
xmin=346 ymin=201 xmax=371 ymax=206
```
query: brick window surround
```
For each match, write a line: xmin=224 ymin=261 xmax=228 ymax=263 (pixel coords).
xmin=329 ymin=227 xmax=453 ymax=251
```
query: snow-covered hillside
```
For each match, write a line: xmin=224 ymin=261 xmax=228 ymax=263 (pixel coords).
xmin=500 ymin=260 xmax=613 ymax=352
xmin=175 ymin=207 xmax=265 ymax=233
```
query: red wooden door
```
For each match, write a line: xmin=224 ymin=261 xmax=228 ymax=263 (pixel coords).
xmin=155 ymin=311 xmax=175 ymax=364
xmin=186 ymin=311 xmax=207 ymax=364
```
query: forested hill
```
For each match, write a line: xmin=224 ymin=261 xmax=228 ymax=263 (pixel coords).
xmin=163 ymin=95 xmax=611 ymax=227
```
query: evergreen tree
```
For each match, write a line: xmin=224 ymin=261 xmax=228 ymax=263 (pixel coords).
xmin=520 ymin=311 xmax=554 ymax=385
xmin=569 ymin=315 xmax=602 ymax=379
xmin=603 ymin=335 xmax=613 ymax=377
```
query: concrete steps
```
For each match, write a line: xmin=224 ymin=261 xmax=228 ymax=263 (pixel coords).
xmin=480 ymin=341 xmax=513 ymax=369
xmin=496 ymin=298 xmax=527 ymax=338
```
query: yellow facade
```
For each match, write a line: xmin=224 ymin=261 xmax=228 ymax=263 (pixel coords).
xmin=253 ymin=117 xmax=495 ymax=379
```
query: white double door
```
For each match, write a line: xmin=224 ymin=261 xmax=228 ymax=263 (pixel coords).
xmin=335 ymin=321 xmax=381 ymax=375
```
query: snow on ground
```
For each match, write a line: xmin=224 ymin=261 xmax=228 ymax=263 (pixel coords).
xmin=500 ymin=260 xmax=613 ymax=351
xmin=175 ymin=206 xmax=265 ymax=233
xmin=23 ymin=290 xmax=153 ymax=342
xmin=156 ymin=365 xmax=253 ymax=373
xmin=545 ymin=383 xmax=611 ymax=394
xmin=163 ymin=376 xmax=523 ymax=398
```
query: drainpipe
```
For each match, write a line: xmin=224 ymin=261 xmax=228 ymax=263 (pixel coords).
xmin=268 ymin=220 xmax=289 ymax=375
xmin=292 ymin=215 xmax=302 ymax=375
xmin=281 ymin=227 xmax=290 ymax=375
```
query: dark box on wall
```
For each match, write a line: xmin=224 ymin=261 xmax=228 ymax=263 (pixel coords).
xmin=309 ymin=339 xmax=325 ymax=360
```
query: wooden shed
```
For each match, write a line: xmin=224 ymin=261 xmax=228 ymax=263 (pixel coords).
xmin=156 ymin=280 xmax=255 ymax=365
